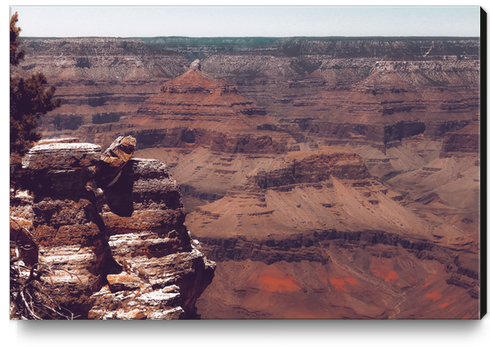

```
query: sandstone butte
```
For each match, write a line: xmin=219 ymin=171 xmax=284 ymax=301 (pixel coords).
xmin=57 ymin=58 xmax=296 ymax=156
xmin=10 ymin=37 xmax=481 ymax=320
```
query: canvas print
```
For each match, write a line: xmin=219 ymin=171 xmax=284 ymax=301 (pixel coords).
xmin=9 ymin=6 xmax=483 ymax=320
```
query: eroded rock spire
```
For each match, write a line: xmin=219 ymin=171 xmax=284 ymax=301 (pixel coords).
xmin=98 ymin=135 xmax=136 ymax=188
xmin=189 ymin=59 xmax=201 ymax=71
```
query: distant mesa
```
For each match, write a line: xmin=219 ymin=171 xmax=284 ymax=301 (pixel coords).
xmin=131 ymin=64 xmax=295 ymax=154
xmin=137 ymin=65 xmax=269 ymax=127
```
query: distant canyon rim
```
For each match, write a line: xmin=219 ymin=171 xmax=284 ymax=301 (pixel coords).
xmin=11 ymin=36 xmax=481 ymax=319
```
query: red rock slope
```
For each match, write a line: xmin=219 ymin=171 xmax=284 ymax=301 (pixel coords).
xmin=187 ymin=147 xmax=478 ymax=319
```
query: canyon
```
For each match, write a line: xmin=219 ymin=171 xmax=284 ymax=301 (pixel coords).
xmin=11 ymin=36 xmax=481 ymax=319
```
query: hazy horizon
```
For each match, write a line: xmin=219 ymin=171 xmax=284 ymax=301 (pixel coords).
xmin=16 ymin=35 xmax=481 ymax=39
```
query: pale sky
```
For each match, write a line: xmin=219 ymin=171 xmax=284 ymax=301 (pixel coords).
xmin=9 ymin=4 xmax=481 ymax=38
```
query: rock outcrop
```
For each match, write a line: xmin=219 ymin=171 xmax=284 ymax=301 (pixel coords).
xmin=96 ymin=135 xmax=136 ymax=188
xmin=10 ymin=137 xmax=215 ymax=319
xmin=440 ymin=115 xmax=480 ymax=157
xmin=89 ymin=157 xmax=215 ymax=319
xmin=64 ymin=64 xmax=296 ymax=153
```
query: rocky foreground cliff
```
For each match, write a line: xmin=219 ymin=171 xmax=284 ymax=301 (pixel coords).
xmin=10 ymin=136 xmax=215 ymax=319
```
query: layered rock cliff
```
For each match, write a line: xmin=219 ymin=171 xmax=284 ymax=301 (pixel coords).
xmin=10 ymin=137 xmax=215 ymax=319
xmin=185 ymin=147 xmax=478 ymax=319
xmin=64 ymin=61 xmax=296 ymax=154
xmin=14 ymin=37 xmax=479 ymax=149
xmin=440 ymin=114 xmax=480 ymax=156
xmin=187 ymin=147 xmax=470 ymax=242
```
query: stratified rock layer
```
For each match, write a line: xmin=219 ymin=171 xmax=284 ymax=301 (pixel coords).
xmin=187 ymin=146 xmax=479 ymax=319
xmin=12 ymin=138 xmax=215 ymax=319
xmin=128 ymin=67 xmax=295 ymax=154
xmin=18 ymin=141 xmax=107 ymax=315
xmin=14 ymin=37 xmax=479 ymax=151
xmin=22 ymin=142 xmax=101 ymax=170
xmin=440 ymin=115 xmax=480 ymax=157
xmin=89 ymin=158 xmax=215 ymax=319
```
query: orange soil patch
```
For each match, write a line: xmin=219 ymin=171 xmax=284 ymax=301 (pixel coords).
xmin=329 ymin=278 xmax=346 ymax=291
xmin=258 ymin=274 xmax=301 ymax=293
xmin=330 ymin=277 xmax=358 ymax=291
xmin=384 ymin=271 xmax=399 ymax=283
xmin=424 ymin=291 xmax=442 ymax=301
xmin=344 ymin=277 xmax=358 ymax=285
xmin=371 ymin=268 xmax=399 ymax=283
xmin=439 ymin=302 xmax=450 ymax=309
